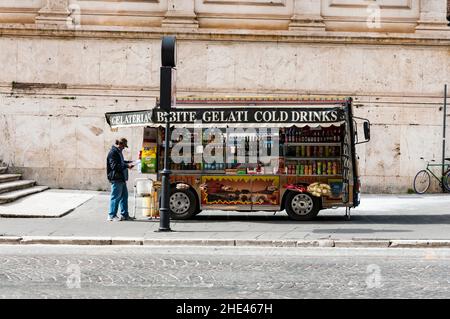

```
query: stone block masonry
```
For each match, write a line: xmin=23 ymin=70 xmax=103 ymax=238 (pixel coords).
xmin=0 ymin=0 xmax=449 ymax=193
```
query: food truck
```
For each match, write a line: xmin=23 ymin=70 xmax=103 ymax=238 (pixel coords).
xmin=106 ymin=97 xmax=370 ymax=220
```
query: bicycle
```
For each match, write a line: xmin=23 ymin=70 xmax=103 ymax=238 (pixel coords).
xmin=413 ymin=157 xmax=450 ymax=194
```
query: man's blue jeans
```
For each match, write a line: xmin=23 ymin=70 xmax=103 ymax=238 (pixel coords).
xmin=109 ymin=181 xmax=129 ymax=218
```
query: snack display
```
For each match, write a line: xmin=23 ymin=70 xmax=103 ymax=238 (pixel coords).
xmin=307 ymin=182 xmax=331 ymax=197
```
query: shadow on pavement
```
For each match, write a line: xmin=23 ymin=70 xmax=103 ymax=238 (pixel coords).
xmin=312 ymin=228 xmax=411 ymax=234
xmin=179 ymin=214 xmax=450 ymax=225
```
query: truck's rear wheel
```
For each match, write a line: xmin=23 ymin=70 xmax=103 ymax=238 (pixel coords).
xmin=169 ymin=188 xmax=197 ymax=220
xmin=285 ymin=192 xmax=320 ymax=221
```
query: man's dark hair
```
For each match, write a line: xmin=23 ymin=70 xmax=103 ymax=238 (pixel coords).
xmin=115 ymin=138 xmax=128 ymax=148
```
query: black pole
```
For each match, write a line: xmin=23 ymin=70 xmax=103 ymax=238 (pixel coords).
xmin=443 ymin=84 xmax=448 ymax=193
xmin=159 ymin=113 xmax=172 ymax=231
xmin=157 ymin=36 xmax=176 ymax=232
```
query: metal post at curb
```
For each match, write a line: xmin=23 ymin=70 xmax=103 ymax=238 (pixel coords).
xmin=443 ymin=84 xmax=448 ymax=193
xmin=157 ymin=36 xmax=177 ymax=232
xmin=158 ymin=111 xmax=172 ymax=231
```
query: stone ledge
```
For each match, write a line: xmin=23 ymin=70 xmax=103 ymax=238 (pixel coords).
xmin=0 ymin=86 xmax=446 ymax=104
xmin=0 ymin=23 xmax=448 ymax=46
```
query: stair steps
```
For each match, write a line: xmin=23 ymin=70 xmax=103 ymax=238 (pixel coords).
xmin=0 ymin=186 xmax=49 ymax=204
xmin=0 ymin=164 xmax=50 ymax=204
xmin=0 ymin=174 xmax=21 ymax=183
xmin=0 ymin=180 xmax=37 ymax=195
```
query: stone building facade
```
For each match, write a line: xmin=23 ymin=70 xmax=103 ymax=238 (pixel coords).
xmin=0 ymin=0 xmax=449 ymax=193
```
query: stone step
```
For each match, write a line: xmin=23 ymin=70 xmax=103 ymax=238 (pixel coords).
xmin=0 ymin=174 xmax=21 ymax=183
xmin=0 ymin=186 xmax=49 ymax=204
xmin=0 ymin=180 xmax=36 ymax=195
xmin=0 ymin=167 xmax=7 ymax=174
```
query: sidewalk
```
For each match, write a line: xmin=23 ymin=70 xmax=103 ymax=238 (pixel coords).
xmin=1 ymin=190 xmax=450 ymax=248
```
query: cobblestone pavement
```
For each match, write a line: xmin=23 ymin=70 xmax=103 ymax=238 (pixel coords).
xmin=0 ymin=245 xmax=449 ymax=299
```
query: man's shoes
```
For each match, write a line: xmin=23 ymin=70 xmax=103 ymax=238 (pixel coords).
xmin=119 ymin=215 xmax=135 ymax=221
xmin=107 ymin=216 xmax=120 ymax=222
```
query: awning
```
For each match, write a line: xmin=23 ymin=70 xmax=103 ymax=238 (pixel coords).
xmin=105 ymin=98 xmax=349 ymax=129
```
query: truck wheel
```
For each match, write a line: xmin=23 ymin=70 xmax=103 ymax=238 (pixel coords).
xmin=285 ymin=192 xmax=320 ymax=221
xmin=169 ymin=187 xmax=197 ymax=220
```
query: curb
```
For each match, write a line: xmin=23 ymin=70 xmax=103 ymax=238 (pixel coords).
xmin=143 ymin=239 xmax=235 ymax=246
xmin=2 ymin=236 xmax=450 ymax=248
xmin=0 ymin=236 xmax=22 ymax=244
xmin=389 ymin=240 xmax=450 ymax=248
xmin=19 ymin=236 xmax=112 ymax=245
xmin=334 ymin=240 xmax=391 ymax=248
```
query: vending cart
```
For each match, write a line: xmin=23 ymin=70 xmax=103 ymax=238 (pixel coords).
xmin=106 ymin=96 xmax=370 ymax=221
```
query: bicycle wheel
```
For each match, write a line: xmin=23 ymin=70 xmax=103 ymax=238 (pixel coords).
xmin=413 ymin=170 xmax=431 ymax=194
xmin=443 ymin=171 xmax=450 ymax=192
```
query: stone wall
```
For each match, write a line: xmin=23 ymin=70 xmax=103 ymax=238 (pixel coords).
xmin=0 ymin=0 xmax=449 ymax=193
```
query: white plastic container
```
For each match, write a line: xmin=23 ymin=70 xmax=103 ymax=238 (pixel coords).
xmin=136 ymin=178 xmax=153 ymax=196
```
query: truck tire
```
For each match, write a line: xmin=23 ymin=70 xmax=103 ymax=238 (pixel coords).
xmin=285 ymin=191 xmax=320 ymax=221
xmin=169 ymin=187 xmax=197 ymax=220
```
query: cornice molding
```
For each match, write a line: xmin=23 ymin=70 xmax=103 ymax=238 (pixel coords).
xmin=0 ymin=23 xmax=448 ymax=46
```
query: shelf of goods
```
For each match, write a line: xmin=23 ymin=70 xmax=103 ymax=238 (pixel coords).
xmin=158 ymin=126 xmax=344 ymax=177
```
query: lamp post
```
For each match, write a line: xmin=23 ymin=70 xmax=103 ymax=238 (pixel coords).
xmin=158 ymin=36 xmax=176 ymax=232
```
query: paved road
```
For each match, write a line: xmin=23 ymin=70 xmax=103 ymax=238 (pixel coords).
xmin=1 ymin=245 xmax=449 ymax=299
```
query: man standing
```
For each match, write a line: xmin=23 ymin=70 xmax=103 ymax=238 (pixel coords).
xmin=106 ymin=138 xmax=134 ymax=221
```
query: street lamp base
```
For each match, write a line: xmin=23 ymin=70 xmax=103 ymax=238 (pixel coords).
xmin=155 ymin=228 xmax=173 ymax=232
